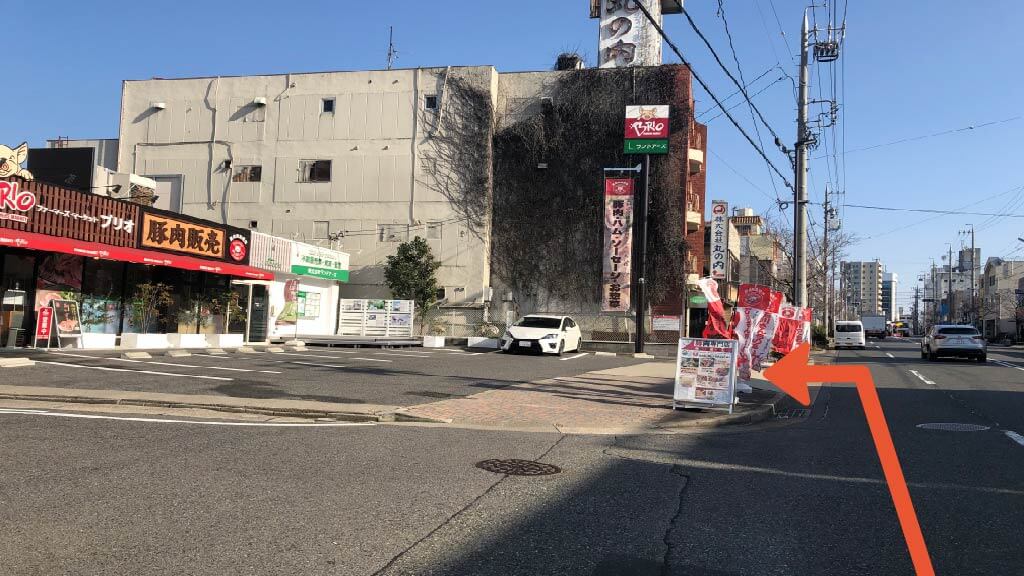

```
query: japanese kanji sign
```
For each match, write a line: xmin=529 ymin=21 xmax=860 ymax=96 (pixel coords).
xmin=290 ymin=242 xmax=350 ymax=282
xmin=140 ymin=212 xmax=226 ymax=260
xmin=710 ymin=201 xmax=729 ymax=280
xmin=602 ymin=177 xmax=634 ymax=312
xmin=0 ymin=179 xmax=138 ymax=247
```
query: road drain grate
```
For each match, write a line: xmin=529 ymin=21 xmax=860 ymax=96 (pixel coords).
xmin=476 ymin=459 xmax=562 ymax=476
xmin=776 ymin=409 xmax=810 ymax=419
xmin=916 ymin=423 xmax=990 ymax=432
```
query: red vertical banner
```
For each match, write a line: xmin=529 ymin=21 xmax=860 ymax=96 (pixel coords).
xmin=729 ymin=284 xmax=784 ymax=380
xmin=602 ymin=177 xmax=634 ymax=312
xmin=34 ymin=306 xmax=54 ymax=348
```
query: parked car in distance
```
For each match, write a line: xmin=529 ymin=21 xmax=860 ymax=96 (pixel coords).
xmin=921 ymin=325 xmax=987 ymax=362
xmin=500 ymin=315 xmax=582 ymax=356
xmin=834 ymin=321 xmax=866 ymax=349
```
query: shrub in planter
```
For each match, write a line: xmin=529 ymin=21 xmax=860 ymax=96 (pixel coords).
xmin=476 ymin=323 xmax=501 ymax=338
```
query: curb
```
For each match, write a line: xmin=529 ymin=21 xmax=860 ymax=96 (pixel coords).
xmin=655 ymin=391 xmax=787 ymax=430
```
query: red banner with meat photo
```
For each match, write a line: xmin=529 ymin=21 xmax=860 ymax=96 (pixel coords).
xmin=729 ymin=284 xmax=784 ymax=380
xmin=772 ymin=304 xmax=813 ymax=354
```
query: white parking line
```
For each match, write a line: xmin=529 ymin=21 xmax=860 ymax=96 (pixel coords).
xmin=0 ymin=408 xmax=374 ymax=427
xmin=272 ymin=351 xmax=373 ymax=361
xmin=886 ymin=353 xmax=895 ymax=358
xmin=349 ymin=357 xmax=393 ymax=363
xmin=993 ymin=360 xmax=1024 ymax=371
xmin=1004 ymin=431 xmax=1024 ymax=447
xmin=275 ymin=360 xmax=347 ymax=369
xmin=375 ymin=352 xmax=435 ymax=358
xmin=908 ymin=370 xmax=937 ymax=386
xmin=560 ymin=353 xmax=588 ymax=361
xmin=38 ymin=361 xmax=233 ymax=381
xmin=48 ymin=352 xmax=281 ymax=374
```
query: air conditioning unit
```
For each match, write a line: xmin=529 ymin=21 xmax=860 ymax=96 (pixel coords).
xmin=253 ymin=96 xmax=267 ymax=106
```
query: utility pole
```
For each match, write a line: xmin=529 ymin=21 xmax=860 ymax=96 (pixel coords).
xmin=634 ymin=154 xmax=651 ymax=354
xmin=913 ymin=285 xmax=920 ymax=336
xmin=947 ymin=244 xmax=954 ymax=323
xmin=822 ymin=183 xmax=833 ymax=334
xmin=961 ymin=224 xmax=976 ymax=327
xmin=793 ymin=12 xmax=811 ymax=308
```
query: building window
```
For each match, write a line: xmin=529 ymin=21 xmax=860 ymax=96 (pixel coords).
xmin=313 ymin=221 xmax=329 ymax=239
xmin=426 ymin=222 xmax=442 ymax=240
xmin=424 ymin=95 xmax=438 ymax=110
xmin=322 ymin=98 xmax=335 ymax=114
xmin=232 ymin=165 xmax=262 ymax=182
xmin=298 ymin=160 xmax=332 ymax=183
xmin=435 ymin=287 xmax=446 ymax=301
xmin=379 ymin=224 xmax=408 ymax=243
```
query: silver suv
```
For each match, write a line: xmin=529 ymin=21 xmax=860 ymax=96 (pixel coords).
xmin=921 ymin=325 xmax=987 ymax=363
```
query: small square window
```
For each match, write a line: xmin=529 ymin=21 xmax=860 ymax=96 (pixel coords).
xmin=426 ymin=222 xmax=442 ymax=240
xmin=232 ymin=165 xmax=262 ymax=182
xmin=379 ymin=224 xmax=408 ymax=243
xmin=299 ymin=160 xmax=331 ymax=183
xmin=322 ymin=98 xmax=335 ymax=114
xmin=424 ymin=95 xmax=438 ymax=110
xmin=313 ymin=221 xmax=329 ymax=239
xmin=249 ymin=220 xmax=259 ymax=229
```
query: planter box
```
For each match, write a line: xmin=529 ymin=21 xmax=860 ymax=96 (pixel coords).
xmin=167 ymin=333 xmax=211 ymax=349
xmin=467 ymin=337 xmax=499 ymax=349
xmin=423 ymin=335 xmax=446 ymax=348
xmin=120 ymin=333 xmax=171 ymax=349
xmin=208 ymin=333 xmax=244 ymax=348
xmin=81 ymin=333 xmax=117 ymax=349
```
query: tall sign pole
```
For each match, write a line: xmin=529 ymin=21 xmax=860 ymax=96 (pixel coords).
xmin=793 ymin=12 xmax=811 ymax=308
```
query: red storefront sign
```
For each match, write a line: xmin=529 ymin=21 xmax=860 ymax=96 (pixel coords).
xmin=0 ymin=228 xmax=273 ymax=280
xmin=34 ymin=306 xmax=53 ymax=346
xmin=624 ymin=105 xmax=670 ymax=139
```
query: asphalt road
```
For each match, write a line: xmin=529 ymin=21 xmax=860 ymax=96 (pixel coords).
xmin=11 ymin=347 xmax=643 ymax=406
xmin=1 ymin=339 xmax=1021 ymax=575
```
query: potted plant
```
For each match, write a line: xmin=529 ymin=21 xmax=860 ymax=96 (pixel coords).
xmin=206 ymin=290 xmax=246 ymax=348
xmin=423 ymin=322 xmax=447 ymax=348
xmin=168 ymin=299 xmax=212 ymax=348
xmin=468 ymin=322 xmax=501 ymax=349
xmin=122 ymin=282 xmax=174 ymax=349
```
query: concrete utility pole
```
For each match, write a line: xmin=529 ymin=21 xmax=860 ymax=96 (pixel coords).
xmin=947 ymin=244 xmax=955 ymax=323
xmin=793 ymin=12 xmax=811 ymax=307
xmin=822 ymin=183 xmax=833 ymax=334
xmin=913 ymin=285 xmax=921 ymax=335
xmin=962 ymin=224 xmax=976 ymax=327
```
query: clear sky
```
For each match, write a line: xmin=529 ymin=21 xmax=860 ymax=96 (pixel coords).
xmin=5 ymin=0 xmax=1023 ymax=312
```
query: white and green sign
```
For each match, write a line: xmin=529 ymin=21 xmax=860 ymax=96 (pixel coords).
xmin=291 ymin=243 xmax=350 ymax=282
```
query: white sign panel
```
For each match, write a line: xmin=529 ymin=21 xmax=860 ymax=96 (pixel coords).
xmin=673 ymin=338 xmax=738 ymax=412
xmin=599 ymin=0 xmax=663 ymax=68
xmin=710 ymin=201 xmax=729 ymax=280
xmin=250 ymin=232 xmax=292 ymax=273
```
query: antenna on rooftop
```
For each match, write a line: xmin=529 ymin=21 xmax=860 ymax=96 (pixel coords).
xmin=386 ymin=26 xmax=398 ymax=70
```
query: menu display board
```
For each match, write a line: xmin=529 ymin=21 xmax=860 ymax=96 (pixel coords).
xmin=51 ymin=299 xmax=82 ymax=340
xmin=673 ymin=338 xmax=738 ymax=412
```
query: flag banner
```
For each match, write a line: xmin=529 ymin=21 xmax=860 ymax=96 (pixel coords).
xmin=773 ymin=304 xmax=812 ymax=354
xmin=601 ymin=178 xmax=634 ymax=312
xmin=697 ymin=277 xmax=731 ymax=338
xmin=729 ymin=284 xmax=784 ymax=380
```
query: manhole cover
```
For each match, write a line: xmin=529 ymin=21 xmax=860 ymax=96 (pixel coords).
xmin=475 ymin=459 xmax=562 ymax=476
xmin=916 ymin=423 xmax=990 ymax=432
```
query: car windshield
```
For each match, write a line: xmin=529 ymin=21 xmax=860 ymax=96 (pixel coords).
xmin=514 ymin=317 xmax=562 ymax=329
xmin=835 ymin=324 xmax=863 ymax=332
xmin=938 ymin=327 xmax=980 ymax=335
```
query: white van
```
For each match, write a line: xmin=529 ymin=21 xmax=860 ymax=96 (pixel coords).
xmin=834 ymin=321 xmax=866 ymax=349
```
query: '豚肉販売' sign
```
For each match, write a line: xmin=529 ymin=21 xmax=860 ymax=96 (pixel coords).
xmin=710 ymin=201 xmax=729 ymax=280
xmin=291 ymin=242 xmax=350 ymax=282
xmin=601 ymin=177 xmax=634 ymax=312
xmin=139 ymin=210 xmax=249 ymax=265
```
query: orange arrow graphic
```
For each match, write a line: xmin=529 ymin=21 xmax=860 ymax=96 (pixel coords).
xmin=764 ymin=343 xmax=935 ymax=576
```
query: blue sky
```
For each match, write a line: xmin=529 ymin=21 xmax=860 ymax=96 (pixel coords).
xmin=5 ymin=0 xmax=1023 ymax=311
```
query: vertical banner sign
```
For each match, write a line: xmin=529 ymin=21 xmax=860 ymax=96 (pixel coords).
xmin=710 ymin=201 xmax=729 ymax=280
xmin=34 ymin=306 xmax=53 ymax=348
xmin=674 ymin=338 xmax=739 ymax=413
xmin=599 ymin=0 xmax=663 ymax=68
xmin=729 ymin=284 xmax=784 ymax=381
xmin=602 ymin=178 xmax=634 ymax=312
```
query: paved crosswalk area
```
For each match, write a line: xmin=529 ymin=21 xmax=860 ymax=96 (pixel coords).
xmin=10 ymin=346 xmax=644 ymax=407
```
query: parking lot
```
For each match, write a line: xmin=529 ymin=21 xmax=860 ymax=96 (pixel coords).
xmin=11 ymin=347 xmax=644 ymax=407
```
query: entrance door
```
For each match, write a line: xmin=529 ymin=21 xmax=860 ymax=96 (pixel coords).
xmin=248 ymin=285 xmax=269 ymax=343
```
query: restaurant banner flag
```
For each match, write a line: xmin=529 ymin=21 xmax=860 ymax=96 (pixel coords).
xmin=697 ymin=277 xmax=731 ymax=339
xmin=729 ymin=284 xmax=784 ymax=381
xmin=673 ymin=337 xmax=739 ymax=413
xmin=772 ymin=304 xmax=813 ymax=354
xmin=601 ymin=177 xmax=634 ymax=312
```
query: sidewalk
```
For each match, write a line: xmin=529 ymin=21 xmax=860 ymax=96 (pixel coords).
xmin=398 ymin=362 xmax=785 ymax=434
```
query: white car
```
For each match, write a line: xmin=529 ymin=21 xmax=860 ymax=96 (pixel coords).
xmin=834 ymin=320 xmax=866 ymax=349
xmin=500 ymin=315 xmax=583 ymax=355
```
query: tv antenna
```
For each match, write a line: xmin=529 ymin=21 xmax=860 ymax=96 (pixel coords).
xmin=386 ymin=26 xmax=398 ymax=70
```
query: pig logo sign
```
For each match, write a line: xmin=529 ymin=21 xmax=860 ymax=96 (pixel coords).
xmin=0 ymin=142 xmax=34 ymax=180
xmin=625 ymin=105 xmax=670 ymax=139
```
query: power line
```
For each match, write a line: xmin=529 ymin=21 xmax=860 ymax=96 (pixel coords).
xmin=702 ymin=77 xmax=787 ymax=123
xmin=632 ymin=1 xmax=794 ymax=193
xmin=815 ymin=201 xmax=1024 ymax=218
xmin=681 ymin=8 xmax=786 ymax=148
xmin=695 ymin=65 xmax=776 ymax=119
xmin=816 ymin=115 xmax=1022 ymax=159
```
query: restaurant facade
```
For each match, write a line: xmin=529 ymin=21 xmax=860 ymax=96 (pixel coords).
xmin=0 ymin=176 xmax=349 ymax=348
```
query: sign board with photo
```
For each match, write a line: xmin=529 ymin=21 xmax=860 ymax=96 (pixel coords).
xmin=51 ymin=299 xmax=82 ymax=342
xmin=673 ymin=338 xmax=738 ymax=413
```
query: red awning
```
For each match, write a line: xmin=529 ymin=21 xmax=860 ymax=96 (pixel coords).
xmin=0 ymin=229 xmax=274 ymax=280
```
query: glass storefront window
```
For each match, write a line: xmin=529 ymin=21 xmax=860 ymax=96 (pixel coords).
xmin=81 ymin=259 xmax=124 ymax=335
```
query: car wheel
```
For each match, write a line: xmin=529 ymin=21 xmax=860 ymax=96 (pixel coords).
xmin=927 ymin=349 xmax=937 ymax=361
xmin=920 ymin=350 xmax=926 ymax=359
xmin=977 ymin=355 xmax=987 ymax=363
xmin=556 ymin=340 xmax=564 ymax=356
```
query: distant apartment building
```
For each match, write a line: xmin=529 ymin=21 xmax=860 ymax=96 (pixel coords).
xmin=979 ymin=257 xmax=1024 ymax=339
xmin=881 ymin=272 xmax=898 ymax=322
xmin=729 ymin=208 xmax=786 ymax=292
xmin=841 ymin=260 xmax=883 ymax=317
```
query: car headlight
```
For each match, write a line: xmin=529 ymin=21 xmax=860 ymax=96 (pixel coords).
xmin=540 ymin=333 xmax=559 ymax=340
